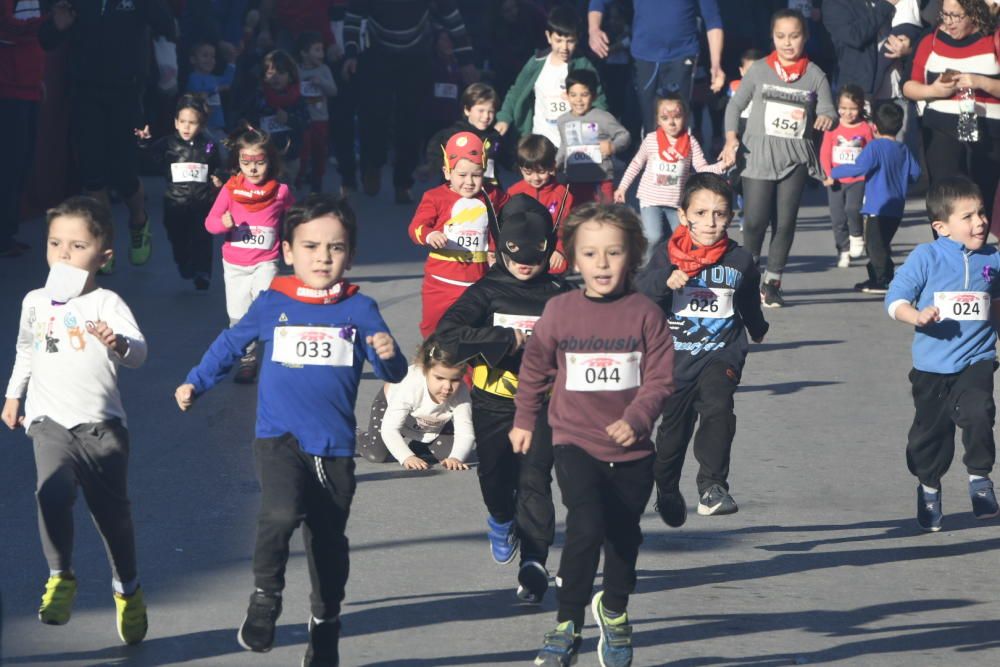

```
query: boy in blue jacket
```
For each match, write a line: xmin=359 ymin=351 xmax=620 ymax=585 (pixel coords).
xmin=885 ymin=176 xmax=1000 ymax=533
xmin=175 ymin=195 xmax=407 ymax=666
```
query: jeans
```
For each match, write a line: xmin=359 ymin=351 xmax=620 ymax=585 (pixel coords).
xmin=640 ymin=205 xmax=679 ymax=262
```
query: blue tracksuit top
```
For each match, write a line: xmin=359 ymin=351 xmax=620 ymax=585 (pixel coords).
xmin=589 ymin=0 xmax=722 ymax=63
xmin=885 ymin=237 xmax=1000 ymax=374
xmin=185 ymin=288 xmax=408 ymax=456
xmin=830 ymin=138 xmax=920 ymax=217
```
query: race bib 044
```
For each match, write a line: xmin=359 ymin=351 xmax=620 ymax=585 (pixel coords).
xmin=672 ymin=286 xmax=735 ymax=319
xmin=934 ymin=291 xmax=989 ymax=321
xmin=565 ymin=352 xmax=642 ymax=392
xmin=272 ymin=325 xmax=355 ymax=366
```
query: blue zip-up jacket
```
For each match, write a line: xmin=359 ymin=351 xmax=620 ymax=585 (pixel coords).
xmin=184 ymin=288 xmax=408 ymax=457
xmin=886 ymin=237 xmax=1000 ymax=374
xmin=589 ymin=0 xmax=722 ymax=63
xmin=831 ymin=138 xmax=920 ymax=218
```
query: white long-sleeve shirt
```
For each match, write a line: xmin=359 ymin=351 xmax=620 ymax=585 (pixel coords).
xmin=5 ymin=288 xmax=147 ymax=429
xmin=380 ymin=365 xmax=474 ymax=465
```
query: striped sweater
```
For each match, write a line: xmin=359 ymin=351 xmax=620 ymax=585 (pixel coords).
xmin=344 ymin=0 xmax=473 ymax=66
xmin=617 ymin=131 xmax=727 ymax=208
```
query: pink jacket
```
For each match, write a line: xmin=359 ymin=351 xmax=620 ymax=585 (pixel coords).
xmin=205 ymin=183 xmax=293 ymax=266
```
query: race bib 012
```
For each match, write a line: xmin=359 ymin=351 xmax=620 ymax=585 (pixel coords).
xmin=272 ymin=325 xmax=355 ymax=367
xmin=654 ymin=158 xmax=682 ymax=186
xmin=934 ymin=291 xmax=989 ymax=321
xmin=565 ymin=352 xmax=642 ymax=392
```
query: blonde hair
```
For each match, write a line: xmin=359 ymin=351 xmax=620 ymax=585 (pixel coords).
xmin=561 ymin=203 xmax=647 ymax=279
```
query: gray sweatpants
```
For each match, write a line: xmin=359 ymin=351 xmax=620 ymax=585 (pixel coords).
xmin=28 ymin=417 xmax=138 ymax=589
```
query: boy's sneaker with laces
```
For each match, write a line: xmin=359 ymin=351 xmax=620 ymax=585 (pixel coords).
xmin=760 ymin=280 xmax=784 ymax=308
xmin=302 ymin=616 xmax=341 ymax=667
xmin=487 ymin=516 xmax=519 ymax=564
xmin=234 ymin=347 xmax=260 ymax=384
xmin=238 ymin=590 xmax=282 ymax=652
xmin=128 ymin=219 xmax=152 ymax=265
xmin=849 ymin=235 xmax=865 ymax=258
xmin=654 ymin=487 xmax=687 ymax=527
xmin=534 ymin=620 xmax=582 ymax=667
xmin=969 ymin=477 xmax=999 ymax=519
xmin=837 ymin=251 xmax=851 ymax=268
xmin=591 ymin=591 xmax=633 ymax=667
xmin=917 ymin=486 xmax=943 ymax=532
xmin=516 ymin=560 xmax=549 ymax=603
xmin=854 ymin=279 xmax=889 ymax=294
xmin=114 ymin=586 xmax=148 ymax=645
xmin=193 ymin=273 xmax=210 ymax=291
xmin=38 ymin=573 xmax=77 ymax=625
xmin=697 ymin=485 xmax=738 ymax=516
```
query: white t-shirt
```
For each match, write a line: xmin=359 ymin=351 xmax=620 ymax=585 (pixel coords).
xmin=5 ymin=288 xmax=147 ymax=429
xmin=380 ymin=365 xmax=475 ymax=465
xmin=532 ymin=56 xmax=570 ymax=147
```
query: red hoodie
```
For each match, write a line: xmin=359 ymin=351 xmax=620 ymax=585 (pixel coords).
xmin=0 ymin=0 xmax=45 ymax=101
xmin=507 ymin=179 xmax=572 ymax=269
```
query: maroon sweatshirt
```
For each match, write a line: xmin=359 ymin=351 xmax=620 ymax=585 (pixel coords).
xmin=514 ymin=290 xmax=675 ymax=463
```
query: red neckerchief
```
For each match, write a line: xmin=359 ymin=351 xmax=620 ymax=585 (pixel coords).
xmin=262 ymin=82 xmax=301 ymax=110
xmin=225 ymin=174 xmax=280 ymax=212
xmin=767 ymin=51 xmax=809 ymax=83
xmin=667 ymin=224 xmax=730 ymax=277
xmin=656 ymin=128 xmax=691 ymax=162
xmin=269 ymin=276 xmax=359 ymax=304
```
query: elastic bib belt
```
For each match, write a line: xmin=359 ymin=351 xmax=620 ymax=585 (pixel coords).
xmin=429 ymin=248 xmax=488 ymax=263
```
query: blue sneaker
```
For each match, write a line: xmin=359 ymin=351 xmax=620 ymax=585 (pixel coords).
xmin=486 ymin=516 xmax=518 ymax=564
xmin=591 ymin=591 xmax=633 ymax=667
xmin=970 ymin=477 xmax=1000 ymax=519
xmin=917 ymin=486 xmax=942 ymax=532
xmin=534 ymin=621 xmax=581 ymax=667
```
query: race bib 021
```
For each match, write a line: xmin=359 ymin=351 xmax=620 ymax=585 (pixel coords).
xmin=934 ymin=291 xmax=989 ymax=321
xmin=272 ymin=325 xmax=355 ymax=367
xmin=832 ymin=146 xmax=861 ymax=165
xmin=672 ymin=286 xmax=735 ymax=319
xmin=565 ymin=352 xmax=642 ymax=392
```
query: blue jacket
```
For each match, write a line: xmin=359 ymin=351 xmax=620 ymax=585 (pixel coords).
xmin=589 ymin=0 xmax=722 ymax=63
xmin=831 ymin=138 xmax=920 ymax=217
xmin=886 ymin=237 xmax=1000 ymax=374
xmin=185 ymin=289 xmax=408 ymax=457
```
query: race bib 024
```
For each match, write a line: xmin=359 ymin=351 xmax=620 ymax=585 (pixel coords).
xmin=272 ymin=325 xmax=355 ymax=367
xmin=934 ymin=291 xmax=989 ymax=321
xmin=565 ymin=352 xmax=642 ymax=392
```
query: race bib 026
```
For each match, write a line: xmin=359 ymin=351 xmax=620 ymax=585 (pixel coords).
xmin=272 ymin=325 xmax=355 ymax=367
xmin=565 ymin=352 xmax=642 ymax=392
xmin=934 ymin=291 xmax=989 ymax=321
xmin=672 ymin=286 xmax=735 ymax=319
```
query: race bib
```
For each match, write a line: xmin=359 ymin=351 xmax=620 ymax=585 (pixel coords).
xmin=564 ymin=121 xmax=600 ymax=146
xmin=764 ymin=99 xmax=806 ymax=138
xmin=832 ymin=146 xmax=862 ymax=165
xmin=654 ymin=158 xmax=682 ymax=186
xmin=484 ymin=159 xmax=495 ymax=180
xmin=170 ymin=162 xmax=208 ymax=183
xmin=672 ymin=286 xmax=735 ymax=319
xmin=443 ymin=198 xmax=488 ymax=252
xmin=205 ymin=92 xmax=221 ymax=107
xmin=934 ymin=291 xmax=989 ymax=321
xmin=565 ymin=352 xmax=642 ymax=392
xmin=300 ymin=80 xmax=322 ymax=97
xmin=260 ymin=115 xmax=289 ymax=134
xmin=230 ymin=225 xmax=277 ymax=250
xmin=567 ymin=145 xmax=603 ymax=166
xmin=543 ymin=93 xmax=569 ymax=122
xmin=272 ymin=325 xmax=355 ymax=366
xmin=434 ymin=82 xmax=458 ymax=99
xmin=493 ymin=313 xmax=540 ymax=334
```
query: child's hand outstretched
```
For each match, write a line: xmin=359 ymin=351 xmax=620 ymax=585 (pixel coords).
xmin=509 ymin=427 xmax=532 ymax=454
xmin=549 ymin=250 xmax=567 ymax=273
xmin=666 ymin=269 xmax=689 ymax=290
xmin=86 ymin=321 xmax=127 ymax=356
xmin=2 ymin=398 xmax=23 ymax=430
xmin=606 ymin=419 xmax=637 ymax=447
xmin=915 ymin=306 xmax=940 ymax=327
xmin=613 ymin=188 xmax=626 ymax=204
xmin=134 ymin=125 xmax=151 ymax=141
xmin=366 ymin=332 xmax=396 ymax=360
xmin=175 ymin=383 xmax=197 ymax=411
xmin=222 ymin=211 xmax=236 ymax=229
xmin=402 ymin=455 xmax=429 ymax=470
xmin=599 ymin=140 xmax=613 ymax=159
xmin=425 ymin=231 xmax=448 ymax=249
xmin=441 ymin=457 xmax=469 ymax=471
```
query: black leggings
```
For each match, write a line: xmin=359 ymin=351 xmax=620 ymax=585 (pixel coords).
xmin=741 ymin=164 xmax=809 ymax=279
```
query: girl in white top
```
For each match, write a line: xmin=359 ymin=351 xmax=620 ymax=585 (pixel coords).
xmin=359 ymin=336 xmax=475 ymax=470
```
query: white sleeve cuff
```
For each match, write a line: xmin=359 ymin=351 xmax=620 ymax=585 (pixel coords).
xmin=887 ymin=299 xmax=909 ymax=321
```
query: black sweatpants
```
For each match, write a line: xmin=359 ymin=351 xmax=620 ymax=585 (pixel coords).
xmin=907 ymin=360 xmax=997 ymax=489
xmin=0 ymin=98 xmax=38 ymax=251
xmin=864 ymin=215 xmax=901 ymax=285
xmin=164 ymin=202 xmax=213 ymax=279
xmin=474 ymin=401 xmax=555 ymax=565
xmin=252 ymin=435 xmax=356 ymax=620
xmin=554 ymin=445 xmax=653 ymax=628
xmin=827 ymin=180 xmax=865 ymax=252
xmin=654 ymin=363 xmax=740 ymax=495
xmin=72 ymin=83 xmax=144 ymax=198
xmin=330 ymin=57 xmax=359 ymax=190
xmin=359 ymin=390 xmax=454 ymax=463
xmin=923 ymin=126 xmax=1000 ymax=219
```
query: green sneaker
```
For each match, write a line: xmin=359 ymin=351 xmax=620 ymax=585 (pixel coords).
xmin=534 ymin=620 xmax=581 ymax=666
xmin=114 ymin=587 xmax=148 ymax=644
xmin=128 ymin=219 xmax=152 ymax=265
xmin=591 ymin=591 xmax=633 ymax=667
xmin=39 ymin=573 xmax=77 ymax=625
xmin=99 ymin=254 xmax=115 ymax=275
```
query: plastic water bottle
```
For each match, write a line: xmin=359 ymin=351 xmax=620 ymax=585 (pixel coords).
xmin=957 ymin=87 xmax=979 ymax=143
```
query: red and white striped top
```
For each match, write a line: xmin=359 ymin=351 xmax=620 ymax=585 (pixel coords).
xmin=618 ymin=131 xmax=727 ymax=208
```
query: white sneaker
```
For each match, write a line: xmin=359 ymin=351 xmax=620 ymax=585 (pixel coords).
xmin=849 ymin=235 xmax=865 ymax=258
xmin=837 ymin=251 xmax=851 ymax=268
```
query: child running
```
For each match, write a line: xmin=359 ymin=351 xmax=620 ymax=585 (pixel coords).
xmin=426 ymin=83 xmax=506 ymax=191
xmin=409 ymin=131 xmax=505 ymax=338
xmin=3 ymin=196 xmax=149 ymax=645
xmin=436 ymin=194 xmax=573 ymax=604
xmin=615 ymin=92 xmax=730 ymax=261
xmin=359 ymin=335 xmax=474 ymax=471
xmin=243 ymin=50 xmax=309 ymax=185
xmin=820 ymin=84 xmax=874 ymax=268
xmin=885 ymin=176 xmax=1000 ymax=532
xmin=636 ymin=173 xmax=769 ymax=523
xmin=206 ymin=126 xmax=294 ymax=383
xmin=507 ymin=134 xmax=572 ymax=274
xmin=510 ymin=203 xmax=675 ymax=667
xmin=175 ymin=194 xmax=407 ymax=665
xmin=296 ymin=32 xmax=338 ymax=194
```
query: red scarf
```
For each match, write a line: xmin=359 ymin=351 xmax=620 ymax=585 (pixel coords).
xmin=262 ymin=82 xmax=301 ymax=111
xmin=269 ymin=276 xmax=359 ymax=305
xmin=767 ymin=51 xmax=809 ymax=83
xmin=656 ymin=128 xmax=691 ymax=162
xmin=225 ymin=174 xmax=280 ymax=212
xmin=667 ymin=224 xmax=730 ymax=277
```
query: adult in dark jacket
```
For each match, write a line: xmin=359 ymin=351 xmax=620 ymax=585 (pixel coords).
xmin=822 ymin=0 xmax=917 ymax=96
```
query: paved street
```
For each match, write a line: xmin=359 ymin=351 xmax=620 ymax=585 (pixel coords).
xmin=2 ymin=174 xmax=999 ymax=667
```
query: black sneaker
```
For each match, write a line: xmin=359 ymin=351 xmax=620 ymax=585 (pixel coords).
xmin=193 ymin=274 xmax=210 ymax=291
xmin=654 ymin=488 xmax=687 ymax=527
xmin=760 ymin=280 xmax=784 ymax=308
xmin=917 ymin=486 xmax=942 ymax=532
xmin=302 ymin=616 xmax=340 ymax=667
xmin=854 ymin=279 xmax=889 ymax=294
xmin=238 ymin=590 xmax=282 ymax=652
xmin=534 ymin=621 xmax=581 ymax=667
xmin=697 ymin=485 xmax=738 ymax=516
xmin=516 ymin=560 xmax=549 ymax=604
xmin=234 ymin=345 xmax=259 ymax=384
xmin=969 ymin=478 xmax=999 ymax=519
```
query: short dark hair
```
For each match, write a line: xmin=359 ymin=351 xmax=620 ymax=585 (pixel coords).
xmin=565 ymin=69 xmax=599 ymax=97
xmin=262 ymin=49 xmax=300 ymax=84
xmin=175 ymin=92 xmax=209 ymax=121
xmin=561 ymin=204 xmax=647 ymax=282
xmin=416 ymin=333 xmax=466 ymax=371
xmin=740 ymin=48 xmax=764 ymax=65
xmin=283 ymin=193 xmax=358 ymax=254
xmin=680 ymin=173 xmax=735 ymax=213
xmin=47 ymin=196 xmax=114 ymax=251
xmin=461 ymin=82 xmax=498 ymax=111
xmin=770 ymin=8 xmax=809 ymax=39
xmin=837 ymin=84 xmax=867 ymax=120
xmin=546 ymin=4 xmax=579 ymax=38
xmin=926 ymin=175 xmax=983 ymax=223
xmin=516 ymin=134 xmax=558 ymax=171
xmin=225 ymin=123 xmax=284 ymax=178
xmin=295 ymin=31 xmax=324 ymax=61
xmin=872 ymin=101 xmax=904 ymax=136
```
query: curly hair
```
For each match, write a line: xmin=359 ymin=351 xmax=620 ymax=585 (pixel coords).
xmin=951 ymin=0 xmax=997 ymax=35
